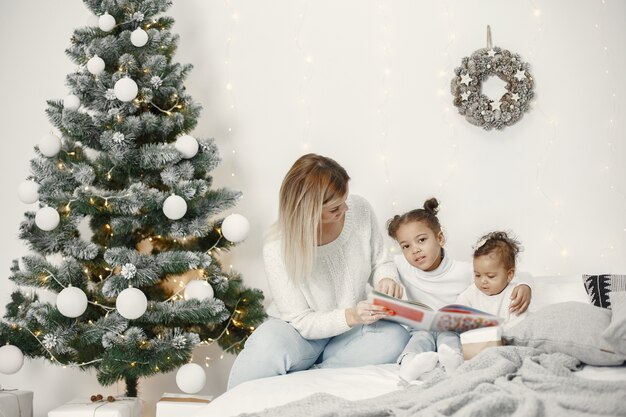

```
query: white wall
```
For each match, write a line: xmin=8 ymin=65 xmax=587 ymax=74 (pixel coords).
xmin=1 ymin=1 xmax=625 ymax=416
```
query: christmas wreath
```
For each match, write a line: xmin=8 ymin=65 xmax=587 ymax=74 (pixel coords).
xmin=451 ymin=27 xmax=534 ymax=130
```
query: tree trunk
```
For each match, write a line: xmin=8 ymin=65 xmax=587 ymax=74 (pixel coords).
xmin=125 ymin=376 xmax=138 ymax=397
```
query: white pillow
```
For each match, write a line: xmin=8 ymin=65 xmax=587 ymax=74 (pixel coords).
xmin=525 ymin=275 xmax=590 ymax=312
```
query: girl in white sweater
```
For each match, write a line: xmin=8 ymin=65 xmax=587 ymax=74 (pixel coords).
xmin=228 ymin=154 xmax=409 ymax=389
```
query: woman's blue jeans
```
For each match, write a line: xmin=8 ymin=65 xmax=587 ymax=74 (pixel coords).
xmin=228 ymin=318 xmax=410 ymax=389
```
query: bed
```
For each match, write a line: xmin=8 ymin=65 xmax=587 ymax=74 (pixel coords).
xmin=194 ymin=275 xmax=626 ymax=417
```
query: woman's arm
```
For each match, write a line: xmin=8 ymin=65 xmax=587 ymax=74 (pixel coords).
xmin=509 ymin=284 xmax=531 ymax=315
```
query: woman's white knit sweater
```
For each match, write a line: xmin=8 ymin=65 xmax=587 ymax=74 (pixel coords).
xmin=264 ymin=195 xmax=398 ymax=339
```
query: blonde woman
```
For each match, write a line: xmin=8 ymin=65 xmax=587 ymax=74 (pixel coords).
xmin=228 ymin=154 xmax=409 ymax=389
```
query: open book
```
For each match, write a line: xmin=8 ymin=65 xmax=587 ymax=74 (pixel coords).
xmin=370 ymin=290 xmax=503 ymax=333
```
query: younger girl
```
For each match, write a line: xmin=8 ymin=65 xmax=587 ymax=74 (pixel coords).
xmin=387 ymin=199 xmax=531 ymax=381
xmin=456 ymin=231 xmax=528 ymax=330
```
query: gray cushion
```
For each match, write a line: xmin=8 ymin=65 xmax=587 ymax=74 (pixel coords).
xmin=503 ymin=301 xmax=626 ymax=366
xmin=602 ymin=291 xmax=626 ymax=355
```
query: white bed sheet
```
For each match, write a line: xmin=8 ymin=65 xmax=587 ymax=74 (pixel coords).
xmin=195 ymin=364 xmax=403 ymax=417
xmin=195 ymin=362 xmax=626 ymax=417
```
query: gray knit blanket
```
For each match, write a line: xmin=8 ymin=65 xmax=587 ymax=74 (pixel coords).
xmin=238 ymin=346 xmax=626 ymax=417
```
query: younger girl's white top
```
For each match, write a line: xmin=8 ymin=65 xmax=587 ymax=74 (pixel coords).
xmin=455 ymin=282 xmax=528 ymax=330
xmin=264 ymin=195 xmax=398 ymax=339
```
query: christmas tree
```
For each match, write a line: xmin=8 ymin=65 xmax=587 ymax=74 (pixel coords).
xmin=0 ymin=0 xmax=265 ymax=397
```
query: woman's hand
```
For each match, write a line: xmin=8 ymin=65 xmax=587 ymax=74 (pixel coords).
xmin=510 ymin=284 xmax=532 ymax=315
xmin=376 ymin=278 xmax=403 ymax=299
xmin=346 ymin=301 xmax=389 ymax=326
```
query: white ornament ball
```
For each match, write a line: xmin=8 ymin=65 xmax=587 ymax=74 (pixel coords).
xmin=63 ymin=94 xmax=81 ymax=110
xmin=87 ymin=55 xmax=105 ymax=75
xmin=163 ymin=195 xmax=187 ymax=220
xmin=56 ymin=286 xmax=88 ymax=318
xmin=114 ymin=77 xmax=138 ymax=102
xmin=98 ymin=12 xmax=116 ymax=32
xmin=221 ymin=214 xmax=250 ymax=243
xmin=175 ymin=135 xmax=199 ymax=159
xmin=35 ymin=207 xmax=60 ymax=231
xmin=39 ymin=133 xmax=62 ymax=157
xmin=0 ymin=345 xmax=24 ymax=375
xmin=18 ymin=180 xmax=39 ymax=204
xmin=176 ymin=363 xmax=206 ymax=394
xmin=116 ymin=288 xmax=147 ymax=320
xmin=130 ymin=28 xmax=149 ymax=47
xmin=184 ymin=280 xmax=214 ymax=301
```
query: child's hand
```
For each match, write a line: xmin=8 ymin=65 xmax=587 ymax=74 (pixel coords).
xmin=509 ymin=284 xmax=532 ymax=315
xmin=376 ymin=278 xmax=404 ymax=299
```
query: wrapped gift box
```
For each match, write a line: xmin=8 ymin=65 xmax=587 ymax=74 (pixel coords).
xmin=0 ymin=390 xmax=33 ymax=417
xmin=156 ymin=393 xmax=212 ymax=417
xmin=48 ymin=397 xmax=141 ymax=417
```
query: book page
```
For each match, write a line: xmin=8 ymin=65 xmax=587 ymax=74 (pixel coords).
xmin=433 ymin=312 xmax=502 ymax=333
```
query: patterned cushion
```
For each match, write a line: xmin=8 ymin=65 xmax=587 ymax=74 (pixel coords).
xmin=582 ymin=274 xmax=626 ymax=309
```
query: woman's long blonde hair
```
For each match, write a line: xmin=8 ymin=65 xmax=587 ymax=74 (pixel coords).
xmin=274 ymin=154 xmax=350 ymax=284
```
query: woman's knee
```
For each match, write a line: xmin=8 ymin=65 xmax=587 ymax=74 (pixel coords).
xmin=368 ymin=321 xmax=410 ymax=357
xmin=373 ymin=321 xmax=410 ymax=343
xmin=243 ymin=318 xmax=296 ymax=351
